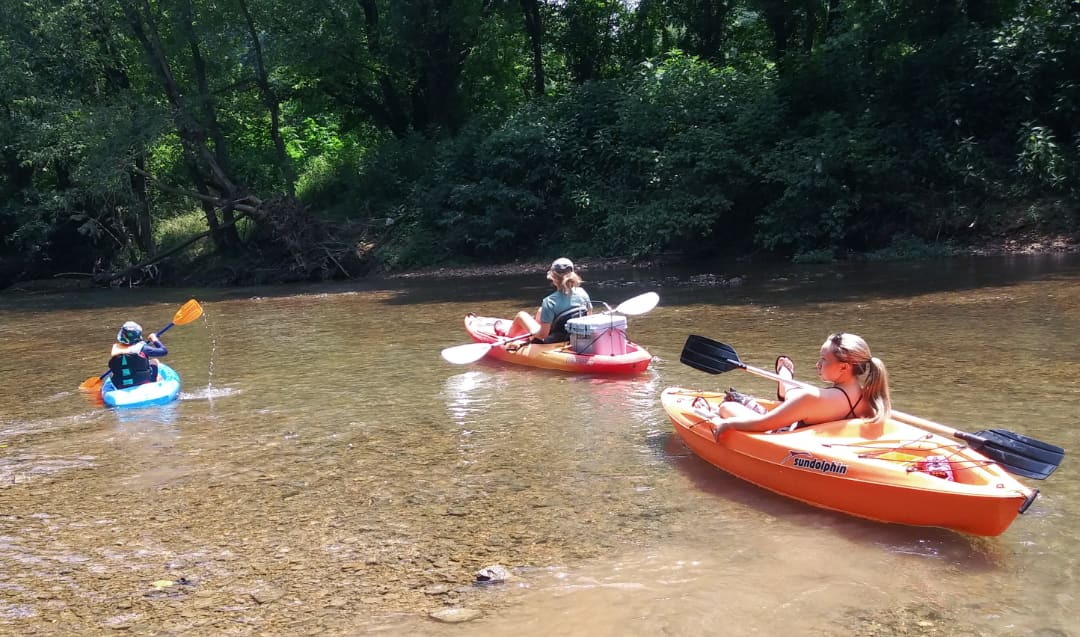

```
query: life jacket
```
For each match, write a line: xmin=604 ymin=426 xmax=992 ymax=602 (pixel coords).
xmin=537 ymin=306 xmax=589 ymax=344
xmin=109 ymin=342 xmax=154 ymax=388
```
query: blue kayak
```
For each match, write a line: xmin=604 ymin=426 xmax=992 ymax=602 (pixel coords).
xmin=100 ymin=362 xmax=181 ymax=408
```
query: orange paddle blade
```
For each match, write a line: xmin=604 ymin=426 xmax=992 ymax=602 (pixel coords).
xmin=173 ymin=299 xmax=204 ymax=325
xmin=79 ymin=374 xmax=105 ymax=392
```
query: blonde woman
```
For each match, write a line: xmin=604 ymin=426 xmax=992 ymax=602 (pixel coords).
xmin=709 ymin=332 xmax=891 ymax=440
xmin=507 ymin=258 xmax=592 ymax=342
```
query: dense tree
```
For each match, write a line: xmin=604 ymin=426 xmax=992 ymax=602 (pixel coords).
xmin=0 ymin=0 xmax=1076 ymax=286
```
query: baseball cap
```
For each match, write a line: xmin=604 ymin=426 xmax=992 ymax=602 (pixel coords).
xmin=550 ymin=258 xmax=574 ymax=274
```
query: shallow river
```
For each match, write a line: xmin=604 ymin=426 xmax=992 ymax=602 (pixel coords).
xmin=1 ymin=255 xmax=1078 ymax=636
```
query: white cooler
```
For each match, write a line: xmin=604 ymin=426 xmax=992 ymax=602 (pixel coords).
xmin=567 ymin=314 xmax=628 ymax=356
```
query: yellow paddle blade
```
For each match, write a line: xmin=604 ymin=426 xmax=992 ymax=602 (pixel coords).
xmin=172 ymin=299 xmax=204 ymax=325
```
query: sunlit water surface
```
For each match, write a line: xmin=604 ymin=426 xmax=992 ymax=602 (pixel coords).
xmin=1 ymin=255 xmax=1078 ymax=636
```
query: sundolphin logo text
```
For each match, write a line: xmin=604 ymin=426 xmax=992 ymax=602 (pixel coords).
xmin=781 ymin=451 xmax=849 ymax=475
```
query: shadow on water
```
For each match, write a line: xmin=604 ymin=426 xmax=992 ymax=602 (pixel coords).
xmin=3 ymin=254 xmax=1078 ymax=316
xmin=656 ymin=432 xmax=1009 ymax=571
xmin=369 ymin=254 xmax=1080 ymax=314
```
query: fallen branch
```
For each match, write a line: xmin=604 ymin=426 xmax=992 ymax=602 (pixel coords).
xmin=92 ymin=211 xmax=251 ymax=286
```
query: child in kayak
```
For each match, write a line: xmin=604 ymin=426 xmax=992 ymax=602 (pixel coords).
xmin=707 ymin=332 xmax=891 ymax=439
xmin=506 ymin=258 xmax=592 ymax=343
xmin=108 ymin=321 xmax=168 ymax=388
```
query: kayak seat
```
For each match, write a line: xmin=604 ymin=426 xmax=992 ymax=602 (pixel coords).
xmin=535 ymin=306 xmax=588 ymax=344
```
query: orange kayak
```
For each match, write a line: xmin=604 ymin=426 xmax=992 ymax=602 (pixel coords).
xmin=463 ymin=314 xmax=653 ymax=374
xmin=661 ymin=387 xmax=1038 ymax=536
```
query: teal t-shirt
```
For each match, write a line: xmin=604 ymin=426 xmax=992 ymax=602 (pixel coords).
xmin=539 ymin=288 xmax=592 ymax=324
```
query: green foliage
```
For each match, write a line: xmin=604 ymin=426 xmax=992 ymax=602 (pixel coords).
xmin=791 ymin=249 xmax=835 ymax=264
xmin=154 ymin=210 xmax=215 ymax=261
xmin=2 ymin=0 xmax=1079 ymax=284
xmin=865 ymin=234 xmax=956 ymax=261
xmin=1016 ymin=122 xmax=1069 ymax=192
xmin=298 ymin=132 xmax=432 ymax=222
xmin=753 ymin=111 xmax=921 ymax=255
xmin=364 ymin=50 xmax=778 ymax=265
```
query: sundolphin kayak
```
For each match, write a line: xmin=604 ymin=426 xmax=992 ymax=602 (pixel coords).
xmin=463 ymin=314 xmax=653 ymax=374
xmin=101 ymin=362 xmax=181 ymax=408
xmin=660 ymin=387 xmax=1038 ymax=536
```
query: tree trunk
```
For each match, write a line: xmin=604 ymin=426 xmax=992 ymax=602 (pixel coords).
xmin=132 ymin=155 xmax=153 ymax=254
xmin=179 ymin=0 xmax=231 ymax=180
xmin=520 ymin=0 xmax=545 ymax=97
xmin=357 ymin=0 xmax=411 ymax=137
xmin=825 ymin=0 xmax=842 ymax=37
xmin=698 ymin=0 xmax=730 ymax=64
xmin=238 ymin=0 xmax=296 ymax=193
xmin=802 ymin=0 xmax=818 ymax=53
xmin=92 ymin=11 xmax=154 ymax=255
xmin=410 ymin=0 xmax=465 ymax=134
xmin=760 ymin=0 xmax=793 ymax=63
xmin=121 ymin=0 xmax=242 ymax=251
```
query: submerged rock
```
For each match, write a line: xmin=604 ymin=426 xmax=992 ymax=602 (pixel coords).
xmin=430 ymin=607 xmax=482 ymax=623
xmin=475 ymin=564 xmax=510 ymax=584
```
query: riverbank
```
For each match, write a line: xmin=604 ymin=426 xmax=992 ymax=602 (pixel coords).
xmin=3 ymin=230 xmax=1077 ymax=293
xmin=383 ymin=231 xmax=1080 ymax=281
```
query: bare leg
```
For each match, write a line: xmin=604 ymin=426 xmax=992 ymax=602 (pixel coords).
xmin=507 ymin=311 xmax=541 ymax=338
xmin=718 ymin=401 xmax=760 ymax=419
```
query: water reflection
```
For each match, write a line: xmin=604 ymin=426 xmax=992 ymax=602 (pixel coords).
xmin=565 ymin=371 xmax=662 ymax=418
xmin=1 ymin=256 xmax=1078 ymax=636
xmin=443 ymin=370 xmax=504 ymax=427
xmin=110 ymin=399 xmax=180 ymax=428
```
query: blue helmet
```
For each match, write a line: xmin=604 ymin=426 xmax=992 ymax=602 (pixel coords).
xmin=117 ymin=321 xmax=143 ymax=344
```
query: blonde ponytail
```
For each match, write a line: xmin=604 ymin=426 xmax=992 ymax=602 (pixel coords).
xmin=549 ymin=271 xmax=583 ymax=295
xmin=861 ymin=356 xmax=891 ymax=425
xmin=828 ymin=332 xmax=892 ymax=425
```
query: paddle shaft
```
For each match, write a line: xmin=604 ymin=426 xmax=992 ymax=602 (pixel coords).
xmin=731 ymin=359 xmax=966 ymax=440
xmin=153 ymin=321 xmax=177 ymax=339
xmin=487 ymin=331 xmax=534 ymax=348
xmin=440 ymin=331 xmax=535 ymax=364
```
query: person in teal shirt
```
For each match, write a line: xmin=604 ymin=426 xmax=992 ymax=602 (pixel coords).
xmin=507 ymin=257 xmax=592 ymax=342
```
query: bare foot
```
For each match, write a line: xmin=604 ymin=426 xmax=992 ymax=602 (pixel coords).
xmin=775 ymin=355 xmax=794 ymax=400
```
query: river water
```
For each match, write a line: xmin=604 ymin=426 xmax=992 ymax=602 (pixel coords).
xmin=1 ymin=255 xmax=1077 ymax=636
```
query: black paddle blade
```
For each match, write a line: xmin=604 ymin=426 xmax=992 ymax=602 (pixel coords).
xmin=968 ymin=438 xmax=1059 ymax=480
xmin=681 ymin=335 xmax=743 ymax=374
xmin=979 ymin=429 xmax=1066 ymax=461
xmin=958 ymin=429 xmax=1065 ymax=480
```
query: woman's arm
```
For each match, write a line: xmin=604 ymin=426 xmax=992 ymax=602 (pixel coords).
xmin=713 ymin=387 xmax=836 ymax=434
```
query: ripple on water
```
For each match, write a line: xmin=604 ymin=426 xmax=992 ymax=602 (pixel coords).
xmin=0 ymin=454 xmax=96 ymax=487
xmin=0 ymin=604 xmax=35 ymax=620
xmin=180 ymin=385 xmax=242 ymax=401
